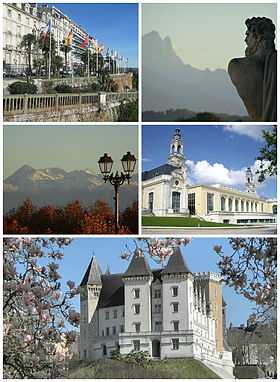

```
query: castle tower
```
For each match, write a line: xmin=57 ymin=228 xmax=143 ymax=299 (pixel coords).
xmin=122 ymin=249 xmax=153 ymax=338
xmin=168 ymin=128 xmax=186 ymax=168
xmin=194 ymin=273 xmax=224 ymax=352
xmin=80 ymin=256 xmax=102 ymax=360
xmin=245 ymin=167 xmax=256 ymax=194
xmin=161 ymin=247 xmax=194 ymax=334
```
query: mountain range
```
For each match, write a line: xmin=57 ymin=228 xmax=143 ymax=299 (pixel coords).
xmin=142 ymin=31 xmax=247 ymax=116
xmin=4 ymin=165 xmax=138 ymax=213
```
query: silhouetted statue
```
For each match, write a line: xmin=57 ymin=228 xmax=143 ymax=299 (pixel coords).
xmin=228 ymin=17 xmax=276 ymax=121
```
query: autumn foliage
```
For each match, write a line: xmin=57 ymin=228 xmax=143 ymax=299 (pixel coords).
xmin=4 ymin=199 xmax=138 ymax=234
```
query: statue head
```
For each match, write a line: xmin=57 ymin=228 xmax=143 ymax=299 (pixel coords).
xmin=245 ymin=17 xmax=275 ymax=57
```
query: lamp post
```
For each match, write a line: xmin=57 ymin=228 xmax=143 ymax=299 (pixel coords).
xmin=98 ymin=152 xmax=137 ymax=234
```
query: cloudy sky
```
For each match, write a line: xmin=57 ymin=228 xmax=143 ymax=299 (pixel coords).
xmin=142 ymin=125 xmax=276 ymax=199
xmin=4 ymin=125 xmax=138 ymax=178
xmin=143 ymin=3 xmax=277 ymax=70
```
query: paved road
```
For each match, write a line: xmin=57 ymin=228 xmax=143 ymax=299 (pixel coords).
xmin=141 ymin=225 xmax=277 ymax=235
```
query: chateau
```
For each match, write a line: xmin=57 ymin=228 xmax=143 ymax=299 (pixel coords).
xmin=142 ymin=128 xmax=276 ymax=224
xmin=80 ymin=249 xmax=234 ymax=377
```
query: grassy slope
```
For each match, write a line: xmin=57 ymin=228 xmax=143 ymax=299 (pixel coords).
xmin=67 ymin=358 xmax=220 ymax=379
xmin=142 ymin=216 xmax=236 ymax=227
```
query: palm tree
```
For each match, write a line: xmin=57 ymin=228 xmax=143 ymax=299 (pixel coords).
xmin=60 ymin=43 xmax=72 ymax=71
xmin=20 ymin=33 xmax=37 ymax=80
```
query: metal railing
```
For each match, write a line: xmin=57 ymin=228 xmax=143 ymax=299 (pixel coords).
xmin=3 ymin=91 xmax=138 ymax=115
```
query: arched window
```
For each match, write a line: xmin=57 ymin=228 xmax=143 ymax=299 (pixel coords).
xmin=228 ymin=198 xmax=233 ymax=212
xmin=172 ymin=144 xmax=175 ymax=153
xmin=177 ymin=144 xmax=181 ymax=153
xmin=221 ymin=197 xmax=225 ymax=211
xmin=172 ymin=191 xmax=180 ymax=213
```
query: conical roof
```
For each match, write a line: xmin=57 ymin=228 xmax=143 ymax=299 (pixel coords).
xmin=162 ymin=247 xmax=191 ymax=274
xmin=80 ymin=256 xmax=102 ymax=286
xmin=123 ymin=249 xmax=152 ymax=277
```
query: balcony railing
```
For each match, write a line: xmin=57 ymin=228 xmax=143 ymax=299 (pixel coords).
xmin=3 ymin=91 xmax=138 ymax=115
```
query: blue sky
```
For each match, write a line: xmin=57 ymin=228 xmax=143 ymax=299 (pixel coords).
xmin=47 ymin=3 xmax=138 ymax=67
xmin=142 ymin=125 xmax=276 ymax=199
xmin=41 ymin=237 xmax=258 ymax=328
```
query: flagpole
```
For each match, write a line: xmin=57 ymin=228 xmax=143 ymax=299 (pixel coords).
xmin=48 ymin=30 xmax=51 ymax=80
xmin=87 ymin=38 xmax=90 ymax=78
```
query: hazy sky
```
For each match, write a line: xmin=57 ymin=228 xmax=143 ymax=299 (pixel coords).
xmin=143 ymin=3 xmax=277 ymax=70
xmin=36 ymin=237 xmax=259 ymax=327
xmin=4 ymin=125 xmax=138 ymax=178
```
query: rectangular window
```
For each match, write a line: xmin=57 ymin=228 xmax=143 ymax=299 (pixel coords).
xmin=133 ymin=340 xmax=140 ymax=351
xmin=135 ymin=323 xmax=141 ymax=333
xmin=113 ymin=310 xmax=117 ymax=319
xmin=172 ymin=286 xmax=178 ymax=297
xmin=207 ymin=193 xmax=214 ymax=213
xmin=155 ymin=321 xmax=162 ymax=332
xmin=112 ymin=326 xmax=116 ymax=335
xmin=134 ymin=288 xmax=140 ymax=299
xmin=106 ymin=327 xmax=110 ymax=336
xmin=154 ymin=304 xmax=161 ymax=313
xmin=172 ymin=338 xmax=179 ymax=350
xmin=173 ymin=321 xmax=179 ymax=332
xmin=102 ymin=329 xmax=104 ymax=336
xmin=172 ymin=302 xmax=179 ymax=313
xmin=134 ymin=304 xmax=140 ymax=314
xmin=120 ymin=325 xmax=124 ymax=333
xmin=8 ymin=9 xmax=12 ymax=17
xmin=105 ymin=311 xmax=109 ymax=320
xmin=188 ymin=193 xmax=196 ymax=215
xmin=154 ymin=289 xmax=161 ymax=298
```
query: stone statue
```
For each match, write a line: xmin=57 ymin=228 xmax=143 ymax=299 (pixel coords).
xmin=228 ymin=17 xmax=276 ymax=121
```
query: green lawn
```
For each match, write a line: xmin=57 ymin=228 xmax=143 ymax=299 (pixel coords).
xmin=66 ymin=358 xmax=220 ymax=379
xmin=142 ymin=216 xmax=236 ymax=227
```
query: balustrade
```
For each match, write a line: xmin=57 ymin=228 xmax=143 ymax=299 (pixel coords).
xmin=3 ymin=91 xmax=138 ymax=115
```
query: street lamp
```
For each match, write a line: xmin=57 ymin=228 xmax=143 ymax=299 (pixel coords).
xmin=98 ymin=151 xmax=137 ymax=234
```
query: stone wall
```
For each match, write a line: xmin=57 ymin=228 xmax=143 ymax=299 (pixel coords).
xmin=4 ymin=104 xmax=119 ymax=122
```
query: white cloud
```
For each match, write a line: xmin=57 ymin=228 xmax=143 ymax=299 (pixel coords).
xmin=223 ymin=125 xmax=271 ymax=141
xmin=142 ymin=157 xmax=153 ymax=163
xmin=186 ymin=159 xmax=273 ymax=191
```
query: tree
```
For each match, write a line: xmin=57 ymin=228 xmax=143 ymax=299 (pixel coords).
xmin=214 ymin=238 xmax=277 ymax=319
xmin=60 ymin=43 xmax=72 ymax=70
xmin=256 ymin=126 xmax=277 ymax=182
xmin=3 ymin=238 xmax=79 ymax=378
xmin=20 ymin=33 xmax=37 ymax=80
xmin=121 ymin=201 xmax=138 ymax=233
xmin=38 ymin=32 xmax=57 ymax=77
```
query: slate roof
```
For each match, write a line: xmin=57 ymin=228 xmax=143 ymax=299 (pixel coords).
xmin=123 ymin=251 xmax=152 ymax=277
xmin=142 ymin=164 xmax=178 ymax=181
xmin=80 ymin=257 xmax=102 ymax=286
xmin=97 ymin=274 xmax=124 ymax=309
xmin=161 ymin=247 xmax=191 ymax=274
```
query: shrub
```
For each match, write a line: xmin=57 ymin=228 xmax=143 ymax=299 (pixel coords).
xmin=91 ymin=82 xmax=101 ymax=92
xmin=8 ymin=81 xmax=38 ymax=95
xmin=54 ymin=84 xmax=73 ymax=93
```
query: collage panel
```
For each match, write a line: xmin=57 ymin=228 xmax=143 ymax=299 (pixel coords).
xmin=3 ymin=237 xmax=277 ymax=378
xmin=3 ymin=125 xmax=139 ymax=234
xmin=3 ymin=2 xmax=139 ymax=122
xmin=142 ymin=3 xmax=276 ymax=122
xmin=141 ymin=125 xmax=277 ymax=235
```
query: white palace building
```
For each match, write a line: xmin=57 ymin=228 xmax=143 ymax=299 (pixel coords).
xmin=142 ymin=128 xmax=277 ymax=225
xmin=80 ymin=250 xmax=234 ymax=378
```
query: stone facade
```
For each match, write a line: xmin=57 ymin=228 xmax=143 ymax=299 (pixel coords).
xmin=79 ymin=250 xmax=234 ymax=377
xmin=3 ymin=3 xmax=93 ymax=73
xmin=142 ymin=128 xmax=277 ymax=225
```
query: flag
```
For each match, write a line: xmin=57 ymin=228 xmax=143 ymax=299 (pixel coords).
xmin=64 ymin=31 xmax=73 ymax=47
xmin=81 ymin=35 xmax=89 ymax=48
xmin=46 ymin=17 xmax=52 ymax=33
